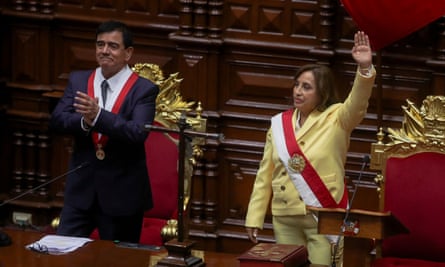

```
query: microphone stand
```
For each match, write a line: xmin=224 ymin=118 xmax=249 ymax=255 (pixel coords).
xmin=331 ymin=155 xmax=370 ymax=267
xmin=145 ymin=113 xmax=221 ymax=267
xmin=0 ymin=162 xmax=90 ymax=246
xmin=0 ymin=162 xmax=90 ymax=208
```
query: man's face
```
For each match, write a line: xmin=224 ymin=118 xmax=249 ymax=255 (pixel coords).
xmin=96 ymin=30 xmax=133 ymax=78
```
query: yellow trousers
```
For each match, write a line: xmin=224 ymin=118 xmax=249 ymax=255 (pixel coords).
xmin=273 ymin=214 xmax=343 ymax=266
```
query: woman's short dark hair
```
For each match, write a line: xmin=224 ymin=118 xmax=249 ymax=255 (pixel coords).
xmin=294 ymin=64 xmax=339 ymax=111
xmin=96 ymin=20 xmax=133 ymax=48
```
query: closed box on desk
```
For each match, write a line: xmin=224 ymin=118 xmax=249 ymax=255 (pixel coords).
xmin=238 ymin=243 xmax=309 ymax=267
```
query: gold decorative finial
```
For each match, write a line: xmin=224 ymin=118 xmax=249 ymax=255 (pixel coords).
xmin=196 ymin=101 xmax=203 ymax=119
xmin=377 ymin=127 xmax=384 ymax=144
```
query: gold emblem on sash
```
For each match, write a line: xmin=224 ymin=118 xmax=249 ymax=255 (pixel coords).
xmin=96 ymin=144 xmax=105 ymax=160
xmin=288 ymin=154 xmax=305 ymax=173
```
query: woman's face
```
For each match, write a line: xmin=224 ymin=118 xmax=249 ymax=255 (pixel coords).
xmin=293 ymin=70 xmax=321 ymax=116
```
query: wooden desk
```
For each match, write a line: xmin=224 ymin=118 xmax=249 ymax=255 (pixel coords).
xmin=0 ymin=228 xmax=240 ymax=267
xmin=308 ymin=207 xmax=408 ymax=267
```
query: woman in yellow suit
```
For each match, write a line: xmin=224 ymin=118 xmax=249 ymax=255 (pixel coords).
xmin=245 ymin=31 xmax=376 ymax=265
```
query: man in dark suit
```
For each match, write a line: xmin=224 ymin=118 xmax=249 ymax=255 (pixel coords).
xmin=50 ymin=20 xmax=159 ymax=243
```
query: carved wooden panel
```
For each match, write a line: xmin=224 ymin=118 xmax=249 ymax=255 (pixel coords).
xmin=10 ymin=25 xmax=50 ymax=84
xmin=51 ymin=25 xmax=178 ymax=89
xmin=55 ymin=0 xmax=179 ymax=27
xmin=225 ymin=1 xmax=321 ymax=47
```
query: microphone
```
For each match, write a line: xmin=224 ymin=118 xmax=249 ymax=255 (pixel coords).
xmin=0 ymin=162 xmax=90 ymax=207
xmin=0 ymin=162 xmax=89 ymax=246
xmin=331 ymin=155 xmax=370 ymax=267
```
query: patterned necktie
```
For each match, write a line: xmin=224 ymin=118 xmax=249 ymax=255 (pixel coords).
xmin=101 ymin=80 xmax=109 ymax=106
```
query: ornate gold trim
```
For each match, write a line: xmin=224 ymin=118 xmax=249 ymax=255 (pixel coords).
xmin=370 ymin=95 xmax=445 ymax=205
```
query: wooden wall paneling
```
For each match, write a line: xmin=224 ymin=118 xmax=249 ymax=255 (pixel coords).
xmin=10 ymin=21 xmax=52 ymax=86
xmin=176 ymin=48 xmax=213 ymax=105
xmin=426 ymin=17 xmax=445 ymax=96
xmin=51 ymin=21 xmax=178 ymax=91
xmin=52 ymin=23 xmax=97 ymax=90
xmin=132 ymin=31 xmax=178 ymax=75
xmin=55 ymin=0 xmax=180 ymax=28
xmin=224 ymin=0 xmax=321 ymax=49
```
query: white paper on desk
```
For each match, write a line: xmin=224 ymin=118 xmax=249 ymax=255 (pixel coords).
xmin=26 ymin=234 xmax=93 ymax=254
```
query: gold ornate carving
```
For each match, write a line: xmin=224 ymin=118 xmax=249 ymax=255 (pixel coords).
xmin=387 ymin=95 xmax=445 ymax=147
xmin=374 ymin=173 xmax=384 ymax=199
xmin=132 ymin=63 xmax=206 ymax=132
xmin=370 ymin=95 xmax=445 ymax=207
xmin=132 ymin=63 xmax=207 ymax=242
xmin=161 ymin=219 xmax=178 ymax=242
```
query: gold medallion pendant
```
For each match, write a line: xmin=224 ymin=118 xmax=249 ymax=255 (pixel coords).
xmin=288 ymin=154 xmax=305 ymax=173
xmin=96 ymin=145 xmax=105 ymax=160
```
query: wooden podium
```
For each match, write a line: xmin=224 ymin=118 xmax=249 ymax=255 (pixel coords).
xmin=307 ymin=206 xmax=409 ymax=267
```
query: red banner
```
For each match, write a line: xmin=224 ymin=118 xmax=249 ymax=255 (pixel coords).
xmin=341 ymin=0 xmax=445 ymax=50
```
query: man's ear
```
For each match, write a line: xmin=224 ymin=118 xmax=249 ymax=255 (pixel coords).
xmin=125 ymin=47 xmax=134 ymax=61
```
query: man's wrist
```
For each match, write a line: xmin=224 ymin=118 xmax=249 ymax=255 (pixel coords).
xmin=81 ymin=116 xmax=92 ymax=131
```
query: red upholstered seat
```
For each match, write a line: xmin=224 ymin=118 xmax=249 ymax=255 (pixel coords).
xmin=367 ymin=96 xmax=445 ymax=267
xmin=372 ymin=257 xmax=445 ymax=267
xmin=141 ymin=121 xmax=179 ymax=246
xmin=371 ymin=152 xmax=445 ymax=267
xmin=381 ymin=153 xmax=445 ymax=261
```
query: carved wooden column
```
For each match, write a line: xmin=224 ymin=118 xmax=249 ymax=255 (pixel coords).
xmin=310 ymin=0 xmax=337 ymax=58
xmin=40 ymin=0 xmax=56 ymax=14
xmin=10 ymin=130 xmax=50 ymax=202
xmin=190 ymin=161 xmax=206 ymax=228
xmin=24 ymin=132 xmax=37 ymax=193
xmin=11 ymin=0 xmax=25 ymax=11
xmin=11 ymin=131 xmax=25 ymax=195
xmin=10 ymin=0 xmax=54 ymax=13
xmin=203 ymin=159 xmax=218 ymax=232
xmin=193 ymin=0 xmax=207 ymax=37
xmin=208 ymin=0 xmax=223 ymax=39
xmin=179 ymin=0 xmax=194 ymax=36
xmin=27 ymin=0 xmax=39 ymax=12
xmin=36 ymin=134 xmax=50 ymax=199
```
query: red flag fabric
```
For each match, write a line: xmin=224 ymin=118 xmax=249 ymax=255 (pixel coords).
xmin=341 ymin=0 xmax=445 ymax=50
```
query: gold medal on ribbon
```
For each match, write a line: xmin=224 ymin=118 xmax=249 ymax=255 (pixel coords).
xmin=96 ymin=144 xmax=105 ymax=160
xmin=288 ymin=153 xmax=305 ymax=173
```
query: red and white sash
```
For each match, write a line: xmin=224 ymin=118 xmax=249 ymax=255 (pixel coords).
xmin=271 ymin=109 xmax=348 ymax=209
xmin=87 ymin=69 xmax=138 ymax=151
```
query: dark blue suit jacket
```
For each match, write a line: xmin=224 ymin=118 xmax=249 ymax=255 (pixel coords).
xmin=50 ymin=69 xmax=159 ymax=216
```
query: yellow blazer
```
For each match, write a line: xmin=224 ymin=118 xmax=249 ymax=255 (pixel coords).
xmin=245 ymin=67 xmax=376 ymax=229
